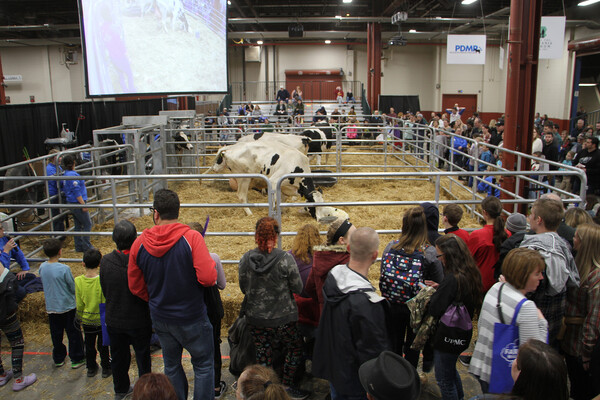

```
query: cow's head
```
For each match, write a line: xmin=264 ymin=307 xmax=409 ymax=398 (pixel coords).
xmin=175 ymin=132 xmax=193 ymax=150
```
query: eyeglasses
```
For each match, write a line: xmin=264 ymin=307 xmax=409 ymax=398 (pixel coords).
xmin=436 ymin=254 xmax=444 ymax=258
xmin=148 ymin=207 xmax=155 ymax=213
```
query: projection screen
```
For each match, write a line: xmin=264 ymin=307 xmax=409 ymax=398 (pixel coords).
xmin=78 ymin=0 xmax=228 ymax=97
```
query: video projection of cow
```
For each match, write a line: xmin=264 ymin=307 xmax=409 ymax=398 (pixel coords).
xmin=78 ymin=0 xmax=228 ymax=96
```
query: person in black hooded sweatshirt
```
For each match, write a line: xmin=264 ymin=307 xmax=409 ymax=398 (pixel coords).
xmin=419 ymin=202 xmax=445 ymax=374
xmin=99 ymin=220 xmax=152 ymax=400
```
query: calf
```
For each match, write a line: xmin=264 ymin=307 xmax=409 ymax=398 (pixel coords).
xmin=237 ymin=132 xmax=309 ymax=155
xmin=174 ymin=131 xmax=193 ymax=151
xmin=302 ymin=123 xmax=334 ymax=165
xmin=203 ymin=141 xmax=319 ymax=217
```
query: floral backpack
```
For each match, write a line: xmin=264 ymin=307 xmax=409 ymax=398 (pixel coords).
xmin=379 ymin=243 xmax=425 ymax=304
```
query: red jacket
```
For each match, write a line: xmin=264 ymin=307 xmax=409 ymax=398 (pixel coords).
xmin=304 ymin=246 xmax=350 ymax=316
xmin=468 ymin=225 xmax=510 ymax=292
xmin=128 ymin=223 xmax=216 ymax=324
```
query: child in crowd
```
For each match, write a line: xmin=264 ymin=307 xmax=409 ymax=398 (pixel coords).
xmin=0 ymin=222 xmax=31 ymax=303
xmin=557 ymin=151 xmax=575 ymax=196
xmin=477 ymin=174 xmax=501 ymax=198
xmin=442 ymin=204 xmax=470 ymax=243
xmin=479 ymin=143 xmax=494 ymax=171
xmin=0 ymin=259 xmax=36 ymax=391
xmin=188 ymin=222 xmax=227 ymax=399
xmin=38 ymin=238 xmax=85 ymax=369
xmin=75 ymin=248 xmax=111 ymax=378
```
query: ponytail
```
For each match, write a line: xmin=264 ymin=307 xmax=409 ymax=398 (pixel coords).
xmin=481 ymin=196 xmax=507 ymax=252
xmin=492 ymin=215 xmax=508 ymax=252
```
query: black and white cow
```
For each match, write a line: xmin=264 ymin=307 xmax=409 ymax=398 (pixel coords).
xmin=203 ymin=141 xmax=349 ymax=222
xmin=174 ymin=131 xmax=193 ymax=151
xmin=301 ymin=122 xmax=334 ymax=165
xmin=237 ymin=132 xmax=310 ymax=155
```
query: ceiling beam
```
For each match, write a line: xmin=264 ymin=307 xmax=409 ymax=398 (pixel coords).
xmin=383 ymin=0 xmax=408 ymax=17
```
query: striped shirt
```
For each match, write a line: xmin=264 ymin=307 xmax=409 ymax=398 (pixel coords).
xmin=469 ymin=282 xmax=548 ymax=383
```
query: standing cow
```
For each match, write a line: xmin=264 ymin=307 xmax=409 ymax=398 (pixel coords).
xmin=237 ymin=132 xmax=310 ymax=155
xmin=203 ymin=141 xmax=349 ymax=222
xmin=302 ymin=122 xmax=334 ymax=165
xmin=203 ymin=141 xmax=320 ymax=217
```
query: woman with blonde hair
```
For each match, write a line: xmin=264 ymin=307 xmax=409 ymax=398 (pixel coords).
xmin=564 ymin=207 xmax=593 ymax=229
xmin=236 ymin=364 xmax=290 ymax=400
xmin=288 ymin=224 xmax=321 ymax=293
xmin=469 ymin=248 xmax=548 ymax=393
xmin=562 ymin=223 xmax=600 ymax=399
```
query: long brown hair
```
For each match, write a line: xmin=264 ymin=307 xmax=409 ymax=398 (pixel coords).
xmin=481 ymin=196 xmax=507 ymax=252
xmin=435 ymin=235 xmax=483 ymax=308
xmin=392 ymin=207 xmax=428 ymax=254
xmin=291 ymin=224 xmax=321 ymax=264
xmin=574 ymin=223 xmax=600 ymax=282
xmin=512 ymin=339 xmax=569 ymax=400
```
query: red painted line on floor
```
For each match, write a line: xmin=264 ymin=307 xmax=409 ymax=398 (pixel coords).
xmin=3 ymin=351 xmax=231 ymax=360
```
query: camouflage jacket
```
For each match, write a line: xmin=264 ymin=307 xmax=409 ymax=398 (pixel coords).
xmin=239 ymin=248 xmax=303 ymax=327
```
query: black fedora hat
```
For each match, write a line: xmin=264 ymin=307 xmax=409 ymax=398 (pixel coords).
xmin=359 ymin=351 xmax=420 ymax=400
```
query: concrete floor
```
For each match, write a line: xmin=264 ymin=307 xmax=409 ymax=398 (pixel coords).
xmin=0 ymin=341 xmax=483 ymax=400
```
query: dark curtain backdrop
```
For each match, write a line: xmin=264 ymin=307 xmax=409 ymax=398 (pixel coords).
xmin=378 ymin=95 xmax=421 ymax=115
xmin=0 ymin=99 xmax=164 ymax=167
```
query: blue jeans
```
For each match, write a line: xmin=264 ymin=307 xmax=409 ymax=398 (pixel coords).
xmin=50 ymin=196 xmax=65 ymax=233
xmin=153 ymin=317 xmax=214 ymax=400
xmin=70 ymin=207 xmax=92 ymax=252
xmin=434 ymin=350 xmax=464 ymax=400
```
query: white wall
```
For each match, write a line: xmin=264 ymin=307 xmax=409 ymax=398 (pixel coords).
xmin=1 ymin=25 xmax=596 ymax=120
xmin=1 ymin=45 xmax=85 ymax=104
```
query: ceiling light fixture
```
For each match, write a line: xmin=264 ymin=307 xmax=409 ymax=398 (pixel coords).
xmin=461 ymin=0 xmax=477 ymax=4
xmin=346 ymin=13 xmax=350 ymax=16
xmin=342 ymin=0 xmax=353 ymax=3
xmin=325 ymin=40 xmax=332 ymax=44
xmin=227 ymin=0 xmax=231 ymax=5
xmin=578 ymin=0 xmax=600 ymax=5
xmin=335 ymin=15 xmax=342 ymax=19
xmin=257 ymin=40 xmax=263 ymax=45
xmin=409 ymin=29 xmax=417 ymax=33
xmin=579 ymin=83 xmax=598 ymax=86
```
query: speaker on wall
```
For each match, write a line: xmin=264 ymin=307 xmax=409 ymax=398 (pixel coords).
xmin=288 ymin=24 xmax=304 ymax=38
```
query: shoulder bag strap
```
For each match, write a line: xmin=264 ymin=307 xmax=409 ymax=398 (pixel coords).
xmin=510 ymin=298 xmax=529 ymax=326
xmin=496 ymin=283 xmax=506 ymax=324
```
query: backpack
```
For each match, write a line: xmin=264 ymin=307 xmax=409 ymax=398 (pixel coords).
xmin=380 ymin=245 xmax=425 ymax=304
xmin=0 ymin=271 xmax=17 ymax=321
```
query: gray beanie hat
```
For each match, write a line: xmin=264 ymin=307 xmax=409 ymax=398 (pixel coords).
xmin=506 ymin=213 xmax=527 ymax=233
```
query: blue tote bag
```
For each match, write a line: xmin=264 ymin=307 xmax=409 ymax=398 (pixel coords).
xmin=489 ymin=284 xmax=528 ymax=394
xmin=99 ymin=303 xmax=110 ymax=346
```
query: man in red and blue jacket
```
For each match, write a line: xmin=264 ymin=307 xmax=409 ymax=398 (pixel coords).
xmin=128 ymin=189 xmax=216 ymax=400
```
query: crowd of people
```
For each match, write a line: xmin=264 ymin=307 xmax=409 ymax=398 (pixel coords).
xmin=2 ymin=100 xmax=600 ymax=400
xmin=2 ymin=180 xmax=600 ymax=400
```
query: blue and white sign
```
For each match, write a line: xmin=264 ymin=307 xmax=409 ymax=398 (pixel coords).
xmin=447 ymin=35 xmax=487 ymax=64
xmin=540 ymin=16 xmax=566 ymax=59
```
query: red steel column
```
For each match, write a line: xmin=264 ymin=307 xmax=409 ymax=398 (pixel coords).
xmin=502 ymin=0 xmax=542 ymax=212
xmin=367 ymin=23 xmax=382 ymax=112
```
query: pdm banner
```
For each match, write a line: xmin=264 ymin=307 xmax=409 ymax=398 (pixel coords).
xmin=447 ymin=35 xmax=487 ymax=64
xmin=539 ymin=16 xmax=566 ymax=59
